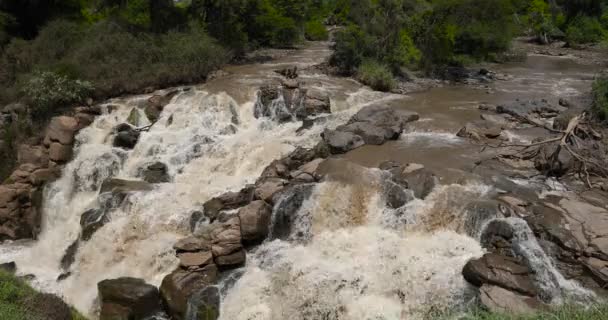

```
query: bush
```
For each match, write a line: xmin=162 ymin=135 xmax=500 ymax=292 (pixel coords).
xmin=566 ymin=15 xmax=606 ymax=45
xmin=592 ymin=76 xmax=608 ymax=120
xmin=305 ymin=19 xmax=328 ymax=40
xmin=387 ymin=30 xmax=421 ymax=70
xmin=356 ymin=60 xmax=395 ymax=92
xmin=21 ymin=71 xmax=93 ymax=119
xmin=330 ymin=25 xmax=373 ymax=75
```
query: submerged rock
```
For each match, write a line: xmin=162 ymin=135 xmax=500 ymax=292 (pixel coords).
xmin=270 ymin=183 xmax=315 ymax=240
xmin=141 ymin=162 xmax=170 ymax=183
xmin=113 ymin=124 xmax=140 ymax=150
xmin=80 ymin=208 xmax=109 ymax=241
xmin=457 ymin=120 xmax=503 ymax=141
xmin=98 ymin=277 xmax=163 ymax=320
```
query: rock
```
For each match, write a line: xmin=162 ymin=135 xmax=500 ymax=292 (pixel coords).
xmin=44 ymin=116 xmax=79 ymax=146
xmin=75 ymin=112 xmax=95 ymax=128
xmin=145 ymin=90 xmax=179 ymax=122
xmin=185 ymin=286 xmax=220 ymax=320
xmin=0 ymin=184 xmax=40 ymax=241
xmin=385 ymin=183 xmax=414 ymax=209
xmin=349 ymin=104 xmax=419 ymax=135
xmin=582 ymin=257 xmax=608 ymax=287
xmin=479 ymin=103 xmax=498 ymax=112
xmin=160 ymin=265 xmax=219 ymax=320
xmin=25 ymin=292 xmax=73 ymax=320
xmin=80 ymin=208 xmax=109 ymax=241
xmin=497 ymin=100 xmax=560 ymax=120
xmin=275 ymin=66 xmax=298 ymax=79
xmin=462 ymin=200 xmax=510 ymax=238
xmin=48 ymin=142 xmax=73 ymax=163
xmin=113 ymin=124 xmax=140 ymax=150
xmin=260 ymin=160 xmax=290 ymax=179
xmin=238 ymin=200 xmax=272 ymax=243
xmin=457 ymin=120 xmax=503 ymax=141
xmin=480 ymin=113 xmax=513 ymax=128
xmin=401 ymin=168 xmax=438 ymax=199
xmin=336 ymin=122 xmax=391 ymax=145
xmin=100 ymin=179 xmax=153 ymax=195
xmin=141 ymin=162 xmax=170 ymax=183
xmin=254 ymin=177 xmax=287 ymax=203
xmin=322 ymin=129 xmax=365 ymax=154
xmin=479 ymin=285 xmax=544 ymax=315
xmin=210 ymin=218 xmax=243 ymax=260
xmin=0 ymin=261 xmax=16 ymax=273
xmin=98 ymin=277 xmax=163 ymax=320
xmin=270 ymin=184 xmax=315 ymax=240
xmin=127 ymin=108 xmax=142 ymax=126
xmin=281 ymin=78 xmax=299 ymax=89
xmin=174 ymin=236 xmax=211 ymax=252
xmin=296 ymin=88 xmax=331 ymax=118
xmin=534 ymin=143 xmax=573 ymax=177
xmin=202 ymin=186 xmax=255 ymax=221
xmin=60 ymin=240 xmax=79 ymax=271
xmin=29 ymin=168 xmax=59 ymax=186
xmin=17 ymin=144 xmax=49 ymax=167
xmin=214 ymin=249 xmax=246 ymax=267
xmin=178 ymin=251 xmax=213 ymax=268
xmin=463 ymin=253 xmax=537 ymax=296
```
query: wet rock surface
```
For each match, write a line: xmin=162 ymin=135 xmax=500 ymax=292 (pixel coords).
xmin=98 ymin=277 xmax=163 ymax=320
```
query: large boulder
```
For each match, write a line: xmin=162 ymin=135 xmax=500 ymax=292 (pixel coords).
xmin=209 ymin=218 xmax=246 ymax=267
xmin=49 ymin=142 xmax=73 ymax=163
xmin=322 ymin=129 xmax=365 ymax=154
xmin=254 ymin=84 xmax=331 ymax=122
xmin=463 ymin=253 xmax=538 ymax=296
xmin=98 ymin=277 xmax=163 ymax=320
xmin=0 ymin=184 xmax=40 ymax=241
xmin=17 ymin=144 xmax=49 ymax=167
xmin=25 ymin=292 xmax=73 ymax=320
xmin=254 ymin=177 xmax=287 ymax=203
xmin=399 ymin=168 xmax=438 ymax=199
xmin=462 ymin=200 xmax=510 ymax=238
xmin=160 ymin=265 xmax=219 ymax=320
xmin=349 ymin=104 xmax=419 ymax=135
xmin=479 ymin=285 xmax=545 ymax=315
xmin=496 ymin=100 xmax=561 ymax=120
xmin=270 ymin=183 xmax=316 ymax=240
xmin=238 ymin=200 xmax=272 ymax=243
xmin=113 ymin=124 xmax=140 ymax=150
xmin=44 ymin=116 xmax=80 ymax=146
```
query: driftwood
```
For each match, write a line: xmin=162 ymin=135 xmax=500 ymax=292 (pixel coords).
xmin=477 ymin=113 xmax=608 ymax=189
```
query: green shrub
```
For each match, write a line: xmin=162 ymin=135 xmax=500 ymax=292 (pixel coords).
xmin=254 ymin=9 xmax=299 ymax=48
xmin=592 ymin=76 xmax=608 ymax=121
xmin=387 ymin=30 xmax=421 ymax=70
xmin=330 ymin=25 xmax=373 ymax=75
xmin=356 ymin=59 xmax=395 ymax=92
xmin=458 ymin=304 xmax=608 ymax=320
xmin=21 ymin=71 xmax=93 ymax=119
xmin=305 ymin=19 xmax=328 ymax=41
xmin=566 ymin=15 xmax=606 ymax=45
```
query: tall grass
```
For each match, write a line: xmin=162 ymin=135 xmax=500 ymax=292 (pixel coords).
xmin=453 ymin=304 xmax=608 ymax=320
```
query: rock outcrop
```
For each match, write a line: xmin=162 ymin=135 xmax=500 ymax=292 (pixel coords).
xmin=322 ymin=104 xmax=419 ymax=154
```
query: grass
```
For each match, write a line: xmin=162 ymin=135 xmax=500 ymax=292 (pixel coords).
xmin=0 ymin=270 xmax=87 ymax=320
xmin=356 ymin=59 xmax=395 ymax=92
xmin=452 ymin=304 xmax=608 ymax=320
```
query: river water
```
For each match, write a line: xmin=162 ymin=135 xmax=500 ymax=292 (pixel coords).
xmin=0 ymin=41 xmax=600 ymax=319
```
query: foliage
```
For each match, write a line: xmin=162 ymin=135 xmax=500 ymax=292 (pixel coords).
xmin=21 ymin=71 xmax=93 ymax=119
xmin=592 ymin=76 xmax=608 ymax=120
xmin=566 ymin=15 xmax=606 ymax=44
xmin=329 ymin=25 xmax=373 ymax=75
xmin=356 ymin=59 xmax=395 ymax=92
xmin=305 ymin=19 xmax=329 ymax=40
